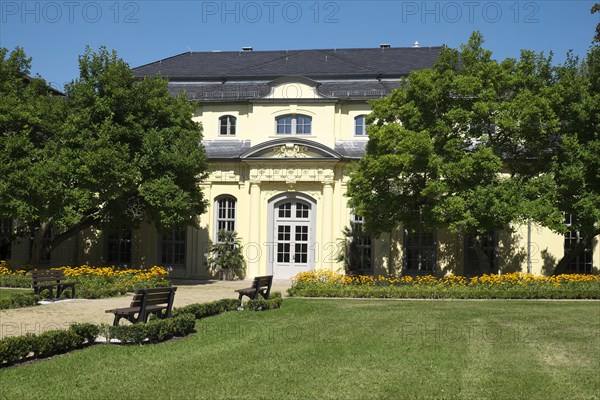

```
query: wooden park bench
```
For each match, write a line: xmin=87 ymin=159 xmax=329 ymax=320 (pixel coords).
xmin=235 ymin=275 xmax=273 ymax=304
xmin=105 ymin=287 xmax=177 ymax=326
xmin=31 ymin=269 xmax=77 ymax=299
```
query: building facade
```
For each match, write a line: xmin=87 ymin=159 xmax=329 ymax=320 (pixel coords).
xmin=2 ymin=47 xmax=598 ymax=278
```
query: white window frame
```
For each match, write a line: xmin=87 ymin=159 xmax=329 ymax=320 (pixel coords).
xmin=564 ymin=213 xmax=593 ymax=274
xmin=349 ymin=212 xmax=374 ymax=273
xmin=276 ymin=114 xmax=312 ymax=135
xmin=215 ymin=196 xmax=237 ymax=239
xmin=354 ymin=114 xmax=368 ymax=136
xmin=219 ymin=115 xmax=237 ymax=136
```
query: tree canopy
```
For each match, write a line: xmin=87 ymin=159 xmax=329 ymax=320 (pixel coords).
xmin=0 ymin=47 xmax=208 ymax=265
xmin=347 ymin=32 xmax=599 ymax=274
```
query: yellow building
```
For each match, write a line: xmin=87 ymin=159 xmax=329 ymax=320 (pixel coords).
xmin=2 ymin=46 xmax=597 ymax=278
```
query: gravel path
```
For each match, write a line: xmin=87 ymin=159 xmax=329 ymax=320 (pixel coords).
xmin=0 ymin=280 xmax=292 ymax=338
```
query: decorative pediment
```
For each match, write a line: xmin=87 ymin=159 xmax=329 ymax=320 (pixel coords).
xmin=263 ymin=76 xmax=325 ymax=100
xmin=240 ymin=139 xmax=341 ymax=161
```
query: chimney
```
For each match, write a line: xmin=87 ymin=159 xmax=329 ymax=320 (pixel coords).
xmin=242 ymin=46 xmax=253 ymax=52
xmin=379 ymin=43 xmax=391 ymax=49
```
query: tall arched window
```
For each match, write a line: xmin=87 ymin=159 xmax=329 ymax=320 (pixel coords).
xmin=354 ymin=115 xmax=367 ymax=136
xmin=276 ymin=114 xmax=311 ymax=135
xmin=219 ymin=115 xmax=236 ymax=136
xmin=215 ymin=196 xmax=237 ymax=237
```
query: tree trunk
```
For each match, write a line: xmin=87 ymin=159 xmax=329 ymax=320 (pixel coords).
xmin=29 ymin=221 xmax=52 ymax=267
xmin=49 ymin=216 xmax=99 ymax=253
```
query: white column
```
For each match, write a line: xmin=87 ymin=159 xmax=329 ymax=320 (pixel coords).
xmin=248 ymin=181 xmax=261 ymax=276
xmin=322 ymin=181 xmax=334 ymax=270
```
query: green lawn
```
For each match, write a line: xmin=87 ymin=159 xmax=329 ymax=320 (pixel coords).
xmin=1 ymin=299 xmax=599 ymax=399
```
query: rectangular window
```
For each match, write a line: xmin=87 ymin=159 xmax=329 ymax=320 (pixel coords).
xmin=107 ymin=226 xmax=132 ymax=265
xmin=349 ymin=214 xmax=373 ymax=273
xmin=161 ymin=228 xmax=186 ymax=266
xmin=564 ymin=214 xmax=593 ymax=274
xmin=276 ymin=115 xmax=293 ymax=134
xmin=0 ymin=218 xmax=13 ymax=260
xmin=296 ymin=115 xmax=311 ymax=134
xmin=404 ymin=228 xmax=436 ymax=274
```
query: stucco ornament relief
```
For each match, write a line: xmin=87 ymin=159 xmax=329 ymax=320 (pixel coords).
xmin=273 ymin=143 xmax=309 ymax=158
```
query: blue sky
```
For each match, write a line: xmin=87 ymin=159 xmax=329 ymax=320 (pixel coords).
xmin=1 ymin=1 xmax=598 ymax=91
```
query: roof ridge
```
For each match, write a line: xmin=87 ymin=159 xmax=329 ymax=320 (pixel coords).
xmin=185 ymin=46 xmax=444 ymax=55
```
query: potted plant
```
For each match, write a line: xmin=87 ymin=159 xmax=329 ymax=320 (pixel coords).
xmin=207 ymin=230 xmax=246 ymax=280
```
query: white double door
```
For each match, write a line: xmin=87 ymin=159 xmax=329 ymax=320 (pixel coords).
xmin=273 ymin=200 xmax=313 ymax=279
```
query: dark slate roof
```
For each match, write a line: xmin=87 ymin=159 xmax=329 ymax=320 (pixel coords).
xmin=133 ymin=47 xmax=442 ymax=81
xmin=334 ymin=141 xmax=367 ymax=159
xmin=202 ymin=140 xmax=251 ymax=159
xmin=168 ymin=79 xmax=404 ymax=101
xmin=168 ymin=83 xmax=272 ymax=100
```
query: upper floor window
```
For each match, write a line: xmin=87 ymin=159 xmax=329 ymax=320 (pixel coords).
xmin=355 ymin=115 xmax=368 ymax=136
xmin=216 ymin=196 xmax=237 ymax=236
xmin=276 ymin=114 xmax=311 ymax=135
xmin=219 ymin=115 xmax=236 ymax=136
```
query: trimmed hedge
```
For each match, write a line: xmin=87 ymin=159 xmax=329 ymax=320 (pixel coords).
xmin=287 ymin=284 xmax=600 ymax=299
xmin=107 ymin=314 xmax=196 ymax=345
xmin=0 ymin=292 xmax=40 ymax=310
xmin=0 ymin=315 xmax=196 ymax=366
xmin=0 ymin=297 xmax=284 ymax=366
xmin=245 ymin=292 xmax=283 ymax=311
xmin=172 ymin=298 xmax=240 ymax=319
xmin=0 ymin=327 xmax=88 ymax=365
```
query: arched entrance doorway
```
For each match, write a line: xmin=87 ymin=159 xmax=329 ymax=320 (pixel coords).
xmin=267 ymin=193 xmax=316 ymax=279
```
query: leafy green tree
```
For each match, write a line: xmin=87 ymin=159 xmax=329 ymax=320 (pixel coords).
xmin=548 ymin=44 xmax=600 ymax=274
xmin=592 ymin=3 xmax=600 ymax=43
xmin=347 ymin=32 xmax=568 ymax=273
xmin=0 ymin=47 xmax=208 ymax=266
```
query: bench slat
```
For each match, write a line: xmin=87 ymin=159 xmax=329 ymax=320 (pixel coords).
xmin=106 ymin=287 xmax=177 ymax=326
xmin=31 ymin=270 xmax=77 ymax=299
xmin=235 ymin=275 xmax=273 ymax=303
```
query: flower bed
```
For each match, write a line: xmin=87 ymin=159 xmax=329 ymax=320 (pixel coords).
xmin=0 ymin=262 xmax=170 ymax=299
xmin=288 ymin=270 xmax=600 ymax=299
